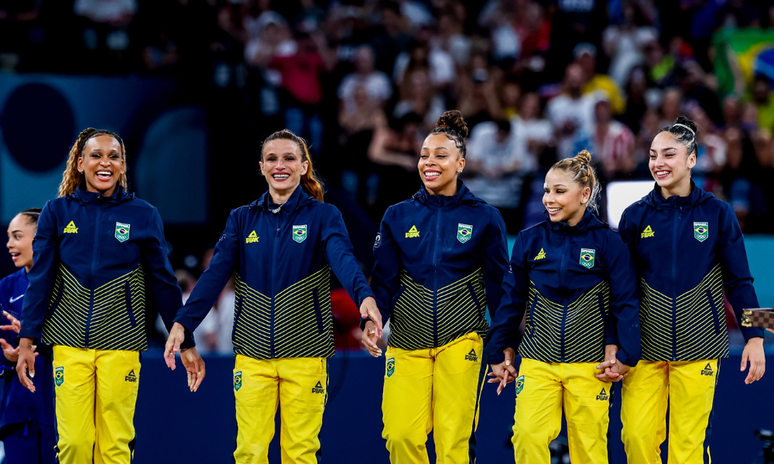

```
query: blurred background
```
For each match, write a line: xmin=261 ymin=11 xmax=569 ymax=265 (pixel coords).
xmin=1 ymin=0 xmax=774 ymax=462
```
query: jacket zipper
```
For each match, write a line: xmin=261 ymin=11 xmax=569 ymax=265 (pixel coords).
xmin=671 ymin=205 xmax=679 ymax=361
xmin=270 ymin=213 xmax=281 ymax=358
xmin=432 ymin=205 xmax=441 ymax=347
xmin=559 ymin=233 xmax=570 ymax=362
xmin=85 ymin=198 xmax=102 ymax=347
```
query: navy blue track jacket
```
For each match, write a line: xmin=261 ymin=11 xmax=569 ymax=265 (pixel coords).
xmin=174 ymin=186 xmax=375 ymax=360
xmin=486 ymin=211 xmax=641 ymax=367
xmin=617 ymin=182 xmax=764 ymax=361
xmin=0 ymin=269 xmax=55 ymax=436
xmin=371 ymin=183 xmax=509 ymax=350
xmin=19 ymin=185 xmax=188 ymax=351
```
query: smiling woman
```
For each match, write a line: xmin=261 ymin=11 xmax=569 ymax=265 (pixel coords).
xmin=16 ymin=127 xmax=204 ymax=464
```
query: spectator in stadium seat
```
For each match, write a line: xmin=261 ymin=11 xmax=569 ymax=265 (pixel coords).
xmin=546 ymin=63 xmax=595 ymax=160
xmin=338 ymin=45 xmax=393 ymax=115
xmin=574 ymin=42 xmax=626 ymax=115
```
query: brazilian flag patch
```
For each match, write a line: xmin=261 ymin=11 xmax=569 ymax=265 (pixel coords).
xmin=694 ymin=222 xmax=709 ymax=242
xmin=115 ymin=222 xmax=130 ymax=243
xmin=386 ymin=358 xmax=395 ymax=378
xmin=579 ymin=248 xmax=595 ymax=269
xmin=234 ymin=371 xmax=242 ymax=391
xmin=457 ymin=223 xmax=472 ymax=243
xmin=293 ymin=225 xmax=307 ymax=243
xmin=515 ymin=375 xmax=525 ymax=395
xmin=54 ymin=366 xmax=64 ymax=387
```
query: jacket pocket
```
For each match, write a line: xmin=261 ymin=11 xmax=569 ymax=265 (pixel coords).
xmin=312 ymin=288 xmax=324 ymax=334
xmin=124 ymin=281 xmax=137 ymax=328
xmin=598 ymin=294 xmax=608 ymax=324
xmin=390 ymin=286 xmax=408 ymax=314
xmin=707 ymin=289 xmax=721 ymax=335
xmin=466 ymin=283 xmax=483 ymax=316
xmin=48 ymin=278 xmax=66 ymax=320
xmin=528 ymin=297 xmax=538 ymax=338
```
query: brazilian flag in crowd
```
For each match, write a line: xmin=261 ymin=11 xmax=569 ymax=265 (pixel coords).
xmin=713 ymin=28 xmax=774 ymax=97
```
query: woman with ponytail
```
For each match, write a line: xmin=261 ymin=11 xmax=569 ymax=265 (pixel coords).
xmin=165 ymin=129 xmax=381 ymax=463
xmin=16 ymin=128 xmax=204 ymax=464
xmin=363 ymin=110 xmax=510 ymax=462
xmin=485 ymin=150 xmax=641 ymax=463
xmin=616 ymin=116 xmax=765 ymax=464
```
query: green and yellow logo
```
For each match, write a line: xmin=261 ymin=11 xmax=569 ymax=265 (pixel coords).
xmin=115 ymin=222 xmax=130 ymax=243
xmin=701 ymin=363 xmax=714 ymax=376
xmin=293 ymin=225 xmax=307 ymax=243
xmin=63 ymin=221 xmax=78 ymax=234
xmin=515 ymin=375 xmax=525 ymax=395
xmin=641 ymin=225 xmax=655 ymax=238
xmin=386 ymin=358 xmax=395 ymax=378
xmin=596 ymin=388 xmax=609 ymax=401
xmin=534 ymin=248 xmax=546 ymax=261
xmin=234 ymin=371 xmax=242 ymax=391
xmin=54 ymin=366 xmax=64 ymax=387
xmin=580 ymin=248 xmax=596 ymax=269
xmin=246 ymin=230 xmax=259 ymax=244
xmin=465 ymin=349 xmax=478 ymax=362
xmin=312 ymin=381 xmax=325 ymax=394
xmin=457 ymin=223 xmax=472 ymax=243
xmin=125 ymin=369 xmax=137 ymax=382
xmin=405 ymin=225 xmax=420 ymax=238
xmin=694 ymin=222 xmax=709 ymax=242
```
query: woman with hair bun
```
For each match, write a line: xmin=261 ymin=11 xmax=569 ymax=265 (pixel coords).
xmin=165 ymin=129 xmax=381 ymax=463
xmin=485 ymin=150 xmax=641 ymax=463
xmin=363 ymin=110 xmax=510 ymax=462
xmin=616 ymin=116 xmax=765 ymax=464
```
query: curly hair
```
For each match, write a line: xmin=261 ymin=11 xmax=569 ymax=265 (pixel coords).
xmin=58 ymin=128 xmax=128 ymax=197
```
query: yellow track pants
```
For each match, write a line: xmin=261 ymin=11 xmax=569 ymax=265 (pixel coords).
xmin=511 ymin=358 xmax=613 ymax=464
xmin=382 ymin=332 xmax=485 ymax=464
xmin=52 ymin=345 xmax=140 ymax=464
xmin=621 ymin=359 xmax=719 ymax=464
xmin=233 ymin=355 xmax=328 ymax=464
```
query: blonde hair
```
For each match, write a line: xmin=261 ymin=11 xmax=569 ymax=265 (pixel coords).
xmin=261 ymin=129 xmax=325 ymax=202
xmin=59 ymin=128 xmax=128 ymax=197
xmin=549 ymin=149 xmax=600 ymax=212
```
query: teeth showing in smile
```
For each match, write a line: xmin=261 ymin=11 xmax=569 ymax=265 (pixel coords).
xmin=97 ymin=171 xmax=112 ymax=177
xmin=548 ymin=208 xmax=561 ymax=213
xmin=424 ymin=172 xmax=440 ymax=179
xmin=656 ymin=171 xmax=669 ymax=176
xmin=273 ymin=174 xmax=289 ymax=179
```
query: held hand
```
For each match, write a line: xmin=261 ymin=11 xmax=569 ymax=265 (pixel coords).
xmin=0 ymin=311 xmax=21 ymax=333
xmin=487 ymin=348 xmax=518 ymax=395
xmin=15 ymin=338 xmax=37 ymax=393
xmin=595 ymin=344 xmax=625 ymax=382
xmin=361 ymin=320 xmax=382 ymax=357
xmin=741 ymin=337 xmax=765 ymax=384
xmin=359 ymin=297 xmax=383 ymax=338
xmin=0 ymin=338 xmax=19 ymax=363
xmin=181 ymin=347 xmax=206 ymax=392
xmin=164 ymin=322 xmax=186 ymax=370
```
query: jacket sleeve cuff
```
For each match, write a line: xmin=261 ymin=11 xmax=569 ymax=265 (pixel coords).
xmin=616 ymin=349 xmax=639 ymax=367
xmin=740 ymin=326 xmax=765 ymax=343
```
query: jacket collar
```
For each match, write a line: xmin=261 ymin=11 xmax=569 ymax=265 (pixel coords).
xmin=411 ymin=181 xmax=483 ymax=208
xmin=251 ymin=185 xmax=312 ymax=212
xmin=546 ymin=209 xmax=606 ymax=234
xmin=644 ymin=180 xmax=714 ymax=210
xmin=71 ymin=183 xmax=134 ymax=204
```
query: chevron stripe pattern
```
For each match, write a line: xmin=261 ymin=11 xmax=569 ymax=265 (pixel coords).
xmin=42 ymin=265 xmax=147 ymax=350
xmin=233 ymin=266 xmax=334 ymax=360
xmin=519 ymin=281 xmax=610 ymax=363
xmin=388 ymin=268 xmax=489 ymax=350
xmin=640 ymin=263 xmax=728 ymax=361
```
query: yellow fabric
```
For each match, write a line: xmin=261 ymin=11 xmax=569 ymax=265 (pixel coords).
xmin=381 ymin=332 xmax=484 ymax=464
xmin=511 ymin=358 xmax=612 ymax=464
xmin=583 ymin=75 xmax=626 ymax=114
xmin=233 ymin=355 xmax=328 ymax=464
xmin=52 ymin=345 xmax=140 ymax=464
xmin=621 ymin=359 xmax=719 ymax=464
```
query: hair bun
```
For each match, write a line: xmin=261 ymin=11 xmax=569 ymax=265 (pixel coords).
xmin=574 ymin=149 xmax=592 ymax=165
xmin=436 ymin=110 xmax=469 ymax=139
xmin=673 ymin=115 xmax=697 ymax=135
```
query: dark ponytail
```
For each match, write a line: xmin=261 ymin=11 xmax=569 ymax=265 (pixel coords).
xmin=20 ymin=208 xmax=42 ymax=225
xmin=657 ymin=115 xmax=698 ymax=157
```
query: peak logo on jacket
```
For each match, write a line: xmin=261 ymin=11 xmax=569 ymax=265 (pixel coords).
xmin=641 ymin=225 xmax=655 ymax=238
xmin=596 ymin=388 xmax=609 ymax=401
xmin=312 ymin=381 xmax=325 ymax=394
xmin=534 ymin=248 xmax=546 ymax=260
xmin=464 ymin=349 xmax=478 ymax=362
xmin=63 ymin=221 xmax=78 ymax=234
xmin=125 ymin=370 xmax=137 ymax=382
xmin=405 ymin=225 xmax=420 ymax=238
xmin=246 ymin=231 xmax=259 ymax=244
xmin=293 ymin=225 xmax=307 ymax=243
xmin=701 ymin=363 xmax=714 ymax=376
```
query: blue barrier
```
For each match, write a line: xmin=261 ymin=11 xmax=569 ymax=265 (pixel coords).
xmin=135 ymin=347 xmax=774 ymax=463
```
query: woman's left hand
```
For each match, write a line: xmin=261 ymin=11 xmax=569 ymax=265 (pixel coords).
xmin=164 ymin=322 xmax=187 ymax=370
xmin=181 ymin=347 xmax=206 ymax=392
xmin=359 ymin=297 xmax=383 ymax=338
xmin=595 ymin=344 xmax=626 ymax=382
xmin=0 ymin=311 xmax=21 ymax=333
xmin=741 ymin=337 xmax=765 ymax=384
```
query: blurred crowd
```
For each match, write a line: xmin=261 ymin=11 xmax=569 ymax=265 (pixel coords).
xmin=3 ymin=0 xmax=774 ymax=236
